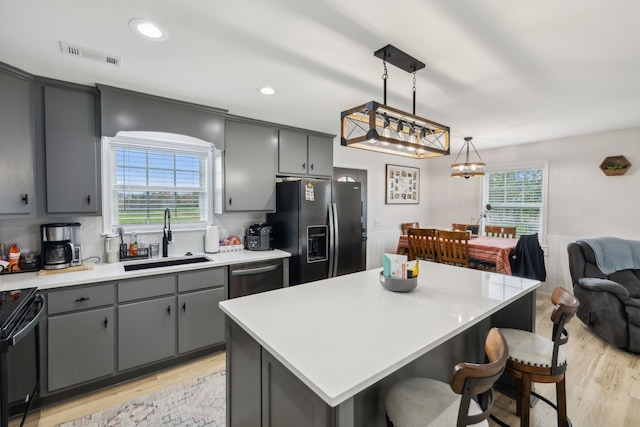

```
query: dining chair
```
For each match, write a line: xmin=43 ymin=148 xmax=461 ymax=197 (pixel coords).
xmin=385 ymin=328 xmax=508 ymax=427
xmin=407 ymin=228 xmax=437 ymax=262
xmin=436 ymin=230 xmax=470 ymax=268
xmin=498 ymin=287 xmax=579 ymax=427
xmin=485 ymin=225 xmax=517 ymax=238
xmin=401 ymin=222 xmax=420 ymax=235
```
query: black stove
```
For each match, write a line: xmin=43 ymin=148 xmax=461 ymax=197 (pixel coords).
xmin=0 ymin=288 xmax=38 ymax=342
xmin=0 ymin=287 xmax=44 ymax=426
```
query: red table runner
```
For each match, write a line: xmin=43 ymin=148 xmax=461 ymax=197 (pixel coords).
xmin=396 ymin=234 xmax=517 ymax=275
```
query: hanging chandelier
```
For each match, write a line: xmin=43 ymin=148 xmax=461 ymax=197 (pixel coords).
xmin=450 ymin=137 xmax=485 ymax=178
xmin=340 ymin=45 xmax=450 ymax=159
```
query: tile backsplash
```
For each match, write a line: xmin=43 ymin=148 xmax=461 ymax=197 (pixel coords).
xmin=0 ymin=212 xmax=266 ymax=263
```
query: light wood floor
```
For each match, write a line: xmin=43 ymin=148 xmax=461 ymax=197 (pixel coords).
xmin=11 ymin=293 xmax=640 ymax=426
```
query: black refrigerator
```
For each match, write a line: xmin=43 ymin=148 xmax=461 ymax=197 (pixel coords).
xmin=267 ymin=179 xmax=365 ymax=285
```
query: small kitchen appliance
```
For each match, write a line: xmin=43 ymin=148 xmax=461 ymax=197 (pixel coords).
xmin=40 ymin=223 xmax=82 ymax=270
xmin=245 ymin=223 xmax=273 ymax=251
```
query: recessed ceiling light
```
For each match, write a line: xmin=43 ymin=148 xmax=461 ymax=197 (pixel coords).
xmin=129 ymin=19 xmax=169 ymax=41
xmin=258 ymin=86 xmax=277 ymax=96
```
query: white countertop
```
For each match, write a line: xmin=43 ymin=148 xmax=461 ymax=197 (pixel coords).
xmin=0 ymin=249 xmax=290 ymax=292
xmin=219 ymin=262 xmax=540 ymax=407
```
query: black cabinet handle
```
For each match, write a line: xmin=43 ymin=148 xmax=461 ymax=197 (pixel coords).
xmin=228 ymin=197 xmax=232 ymax=206
xmin=104 ymin=318 xmax=108 ymax=328
xmin=87 ymin=194 xmax=92 ymax=205
xmin=182 ymin=302 xmax=186 ymax=312
xmin=302 ymin=162 xmax=306 ymax=170
xmin=21 ymin=194 xmax=28 ymax=205
xmin=75 ymin=297 xmax=90 ymax=302
xmin=310 ymin=163 xmax=314 ymax=170
xmin=167 ymin=306 xmax=171 ymax=315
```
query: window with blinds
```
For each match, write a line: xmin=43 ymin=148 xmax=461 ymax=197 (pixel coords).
xmin=102 ymin=132 xmax=214 ymax=231
xmin=482 ymin=167 xmax=545 ymax=239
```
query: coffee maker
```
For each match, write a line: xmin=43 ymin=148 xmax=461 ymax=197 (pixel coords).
xmin=41 ymin=223 xmax=82 ymax=270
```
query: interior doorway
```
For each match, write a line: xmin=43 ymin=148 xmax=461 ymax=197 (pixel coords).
xmin=334 ymin=167 xmax=367 ymax=271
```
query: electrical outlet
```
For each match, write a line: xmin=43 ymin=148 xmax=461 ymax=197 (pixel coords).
xmin=375 ymin=218 xmax=381 ymax=227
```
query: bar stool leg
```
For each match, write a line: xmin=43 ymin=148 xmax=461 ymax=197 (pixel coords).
xmin=519 ymin=375 xmax=532 ymax=427
xmin=557 ymin=378 xmax=569 ymax=427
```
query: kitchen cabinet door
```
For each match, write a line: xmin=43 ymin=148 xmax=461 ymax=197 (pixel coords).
xmin=225 ymin=120 xmax=277 ymax=211
xmin=43 ymin=85 xmax=99 ymax=213
xmin=278 ymin=130 xmax=333 ymax=178
xmin=0 ymin=65 xmax=35 ymax=216
xmin=118 ymin=296 xmax=176 ymax=371
xmin=278 ymin=130 xmax=308 ymax=176
xmin=307 ymin=135 xmax=333 ymax=177
xmin=178 ymin=287 xmax=225 ymax=353
xmin=48 ymin=307 xmax=115 ymax=391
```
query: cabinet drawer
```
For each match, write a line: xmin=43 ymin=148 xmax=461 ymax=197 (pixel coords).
xmin=118 ymin=275 xmax=176 ymax=303
xmin=48 ymin=284 xmax=115 ymax=315
xmin=178 ymin=267 xmax=226 ymax=293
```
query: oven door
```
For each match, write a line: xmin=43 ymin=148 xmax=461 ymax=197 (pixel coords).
xmin=229 ymin=260 xmax=284 ymax=298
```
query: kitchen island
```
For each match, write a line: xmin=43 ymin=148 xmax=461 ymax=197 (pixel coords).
xmin=220 ymin=262 xmax=540 ymax=426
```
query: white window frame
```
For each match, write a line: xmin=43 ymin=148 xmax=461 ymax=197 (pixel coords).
xmin=101 ymin=131 xmax=217 ymax=234
xmin=481 ymin=161 xmax=549 ymax=244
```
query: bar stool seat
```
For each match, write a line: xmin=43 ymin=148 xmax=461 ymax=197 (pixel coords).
xmin=386 ymin=377 xmax=488 ymax=426
xmin=385 ymin=328 xmax=508 ymax=427
xmin=498 ymin=287 xmax=579 ymax=427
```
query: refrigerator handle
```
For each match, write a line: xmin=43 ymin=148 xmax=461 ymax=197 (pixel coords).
xmin=327 ymin=203 xmax=335 ymax=277
xmin=331 ymin=202 xmax=339 ymax=277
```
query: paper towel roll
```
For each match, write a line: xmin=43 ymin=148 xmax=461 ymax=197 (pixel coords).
xmin=205 ymin=225 xmax=220 ymax=253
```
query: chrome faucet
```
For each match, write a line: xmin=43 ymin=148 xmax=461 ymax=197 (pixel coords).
xmin=162 ymin=208 xmax=172 ymax=257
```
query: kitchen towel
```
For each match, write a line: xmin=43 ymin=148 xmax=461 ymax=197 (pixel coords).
xmin=205 ymin=225 xmax=220 ymax=253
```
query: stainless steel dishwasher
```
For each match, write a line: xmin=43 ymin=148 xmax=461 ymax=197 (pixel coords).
xmin=229 ymin=259 xmax=287 ymax=298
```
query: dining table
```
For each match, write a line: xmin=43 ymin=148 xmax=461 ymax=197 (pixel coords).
xmin=396 ymin=234 xmax=518 ymax=275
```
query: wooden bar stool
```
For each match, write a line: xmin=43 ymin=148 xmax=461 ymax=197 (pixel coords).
xmin=385 ymin=328 xmax=508 ymax=426
xmin=499 ymin=287 xmax=579 ymax=427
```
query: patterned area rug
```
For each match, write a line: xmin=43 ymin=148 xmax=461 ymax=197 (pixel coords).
xmin=58 ymin=370 xmax=226 ymax=426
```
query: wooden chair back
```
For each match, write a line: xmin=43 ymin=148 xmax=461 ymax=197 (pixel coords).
xmin=549 ymin=287 xmax=580 ymax=373
xmin=407 ymin=228 xmax=437 ymax=262
xmin=436 ymin=230 xmax=470 ymax=268
xmin=449 ymin=328 xmax=509 ymax=426
xmin=452 ymin=223 xmax=473 ymax=232
xmin=485 ymin=225 xmax=517 ymax=238
xmin=400 ymin=222 xmax=420 ymax=235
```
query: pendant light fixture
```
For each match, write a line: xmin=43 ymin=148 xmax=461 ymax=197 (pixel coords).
xmin=450 ymin=137 xmax=485 ymax=178
xmin=340 ymin=45 xmax=450 ymax=159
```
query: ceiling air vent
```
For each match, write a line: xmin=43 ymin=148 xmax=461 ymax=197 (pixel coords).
xmin=59 ymin=41 xmax=122 ymax=67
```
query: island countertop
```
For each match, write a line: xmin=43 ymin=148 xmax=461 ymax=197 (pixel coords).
xmin=219 ymin=262 xmax=540 ymax=407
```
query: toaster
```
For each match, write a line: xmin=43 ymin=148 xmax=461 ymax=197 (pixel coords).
xmin=245 ymin=223 xmax=273 ymax=251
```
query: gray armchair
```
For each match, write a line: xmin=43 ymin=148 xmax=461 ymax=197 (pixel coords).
xmin=567 ymin=238 xmax=640 ymax=353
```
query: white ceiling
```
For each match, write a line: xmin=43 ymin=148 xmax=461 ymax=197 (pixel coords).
xmin=2 ymin=0 xmax=639 ymax=152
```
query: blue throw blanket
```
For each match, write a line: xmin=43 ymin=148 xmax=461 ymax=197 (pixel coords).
xmin=580 ymin=237 xmax=640 ymax=275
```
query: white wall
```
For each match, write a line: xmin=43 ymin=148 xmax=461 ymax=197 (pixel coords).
xmin=335 ymin=127 xmax=640 ymax=293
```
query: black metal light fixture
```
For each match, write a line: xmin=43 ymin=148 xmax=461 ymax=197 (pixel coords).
xmin=451 ymin=137 xmax=485 ymax=178
xmin=340 ymin=45 xmax=450 ymax=159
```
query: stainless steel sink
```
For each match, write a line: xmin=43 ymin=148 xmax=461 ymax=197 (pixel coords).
xmin=123 ymin=256 xmax=211 ymax=271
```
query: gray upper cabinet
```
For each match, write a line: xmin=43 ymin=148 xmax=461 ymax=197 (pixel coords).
xmin=225 ymin=119 xmax=277 ymax=212
xmin=0 ymin=64 xmax=35 ymax=216
xmin=43 ymin=84 xmax=100 ymax=214
xmin=278 ymin=129 xmax=333 ymax=177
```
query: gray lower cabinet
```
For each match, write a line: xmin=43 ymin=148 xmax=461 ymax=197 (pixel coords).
xmin=118 ymin=295 xmax=177 ymax=371
xmin=46 ymin=283 xmax=116 ymax=392
xmin=224 ymin=119 xmax=277 ymax=211
xmin=178 ymin=287 xmax=225 ymax=353
xmin=0 ymin=63 xmax=35 ymax=216
xmin=48 ymin=307 xmax=115 ymax=391
xmin=43 ymin=83 xmax=99 ymax=214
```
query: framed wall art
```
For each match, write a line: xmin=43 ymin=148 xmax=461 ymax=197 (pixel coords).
xmin=385 ymin=164 xmax=419 ymax=204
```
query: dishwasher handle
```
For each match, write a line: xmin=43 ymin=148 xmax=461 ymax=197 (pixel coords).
xmin=231 ymin=264 xmax=281 ymax=276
